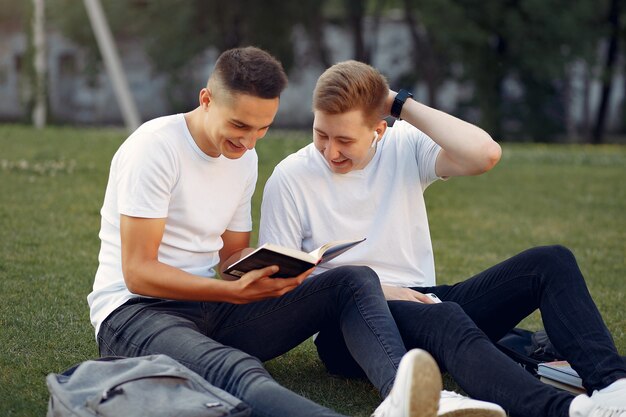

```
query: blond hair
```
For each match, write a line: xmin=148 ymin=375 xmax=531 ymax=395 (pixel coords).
xmin=313 ymin=60 xmax=388 ymax=126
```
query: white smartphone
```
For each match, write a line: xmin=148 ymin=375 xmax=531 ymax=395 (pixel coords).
xmin=425 ymin=293 xmax=442 ymax=303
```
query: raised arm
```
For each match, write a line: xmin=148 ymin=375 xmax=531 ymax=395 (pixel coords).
xmin=120 ymin=215 xmax=310 ymax=304
xmin=387 ymin=90 xmax=501 ymax=178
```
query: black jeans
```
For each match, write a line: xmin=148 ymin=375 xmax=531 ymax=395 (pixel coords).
xmin=98 ymin=266 xmax=407 ymax=417
xmin=315 ymin=246 xmax=626 ymax=417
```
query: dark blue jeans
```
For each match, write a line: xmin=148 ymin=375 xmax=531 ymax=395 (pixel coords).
xmin=315 ymin=246 xmax=626 ymax=417
xmin=98 ymin=266 xmax=406 ymax=417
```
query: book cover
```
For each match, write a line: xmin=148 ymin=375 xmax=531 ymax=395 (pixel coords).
xmin=224 ymin=238 xmax=365 ymax=279
xmin=539 ymin=376 xmax=586 ymax=395
xmin=537 ymin=361 xmax=583 ymax=388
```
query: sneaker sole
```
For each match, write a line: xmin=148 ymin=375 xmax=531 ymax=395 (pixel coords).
xmin=439 ymin=410 xmax=506 ymax=417
xmin=407 ymin=349 xmax=443 ymax=417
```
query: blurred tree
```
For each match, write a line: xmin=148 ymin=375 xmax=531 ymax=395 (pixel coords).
xmin=427 ymin=0 xmax=603 ymax=141
xmin=398 ymin=0 xmax=464 ymax=108
xmin=130 ymin=1 xmax=219 ymax=111
xmin=0 ymin=0 xmax=44 ymax=124
xmin=592 ymin=0 xmax=622 ymax=143
xmin=21 ymin=0 xmax=624 ymax=139
xmin=297 ymin=0 xmax=333 ymax=68
xmin=47 ymin=0 xmax=137 ymax=87
xmin=343 ymin=0 xmax=387 ymax=63
xmin=32 ymin=0 xmax=47 ymax=128
xmin=203 ymin=0 xmax=299 ymax=70
xmin=0 ymin=0 xmax=27 ymax=26
xmin=141 ymin=0 xmax=301 ymax=110
xmin=622 ymin=4 xmax=626 ymax=136
xmin=345 ymin=0 xmax=369 ymax=62
xmin=48 ymin=0 xmax=302 ymax=112
xmin=321 ymin=0 xmax=387 ymax=65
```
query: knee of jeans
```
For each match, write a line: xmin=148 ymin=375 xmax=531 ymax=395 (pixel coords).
xmin=527 ymin=245 xmax=582 ymax=286
xmin=202 ymin=348 xmax=270 ymax=395
xmin=526 ymin=245 xmax=576 ymax=267
xmin=330 ymin=265 xmax=381 ymax=289
xmin=397 ymin=302 xmax=481 ymax=355
xmin=424 ymin=302 xmax=475 ymax=333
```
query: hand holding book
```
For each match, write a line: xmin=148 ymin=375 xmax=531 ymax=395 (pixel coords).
xmin=222 ymin=264 xmax=315 ymax=303
xmin=224 ymin=238 xmax=366 ymax=279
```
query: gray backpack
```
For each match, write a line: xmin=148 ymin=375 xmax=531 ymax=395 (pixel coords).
xmin=46 ymin=354 xmax=251 ymax=417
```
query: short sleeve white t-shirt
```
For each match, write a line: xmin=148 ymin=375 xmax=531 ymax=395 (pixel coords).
xmin=88 ymin=114 xmax=257 ymax=337
xmin=259 ymin=120 xmax=441 ymax=287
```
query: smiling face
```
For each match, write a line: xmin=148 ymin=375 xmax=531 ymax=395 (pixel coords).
xmin=198 ymin=88 xmax=279 ymax=159
xmin=313 ymin=109 xmax=386 ymax=174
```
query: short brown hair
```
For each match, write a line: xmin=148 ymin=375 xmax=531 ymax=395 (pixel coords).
xmin=313 ymin=60 xmax=389 ymax=126
xmin=210 ymin=47 xmax=288 ymax=99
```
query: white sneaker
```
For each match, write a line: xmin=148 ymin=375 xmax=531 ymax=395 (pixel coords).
xmin=569 ymin=378 xmax=626 ymax=417
xmin=438 ymin=390 xmax=506 ymax=417
xmin=372 ymin=349 xmax=443 ymax=417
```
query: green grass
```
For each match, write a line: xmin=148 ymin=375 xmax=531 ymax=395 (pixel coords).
xmin=1 ymin=124 xmax=624 ymax=416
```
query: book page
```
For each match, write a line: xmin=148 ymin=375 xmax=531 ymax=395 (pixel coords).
xmin=262 ymin=243 xmax=317 ymax=263
xmin=309 ymin=238 xmax=366 ymax=264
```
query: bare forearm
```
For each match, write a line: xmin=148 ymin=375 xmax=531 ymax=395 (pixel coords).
xmin=123 ymin=259 xmax=239 ymax=303
xmin=407 ymin=100 xmax=495 ymax=154
xmin=123 ymin=257 xmax=312 ymax=305
xmin=219 ymin=247 xmax=256 ymax=280
xmin=119 ymin=219 xmax=307 ymax=305
xmin=390 ymin=90 xmax=501 ymax=176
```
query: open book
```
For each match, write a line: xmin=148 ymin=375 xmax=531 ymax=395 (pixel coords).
xmin=224 ymin=238 xmax=366 ymax=278
xmin=537 ymin=361 xmax=584 ymax=393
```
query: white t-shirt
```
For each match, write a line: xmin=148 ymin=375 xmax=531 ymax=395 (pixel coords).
xmin=88 ymin=114 xmax=257 ymax=337
xmin=259 ymin=120 xmax=441 ymax=287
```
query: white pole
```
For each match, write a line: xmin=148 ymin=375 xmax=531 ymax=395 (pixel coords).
xmin=32 ymin=0 xmax=46 ymax=128
xmin=83 ymin=0 xmax=141 ymax=132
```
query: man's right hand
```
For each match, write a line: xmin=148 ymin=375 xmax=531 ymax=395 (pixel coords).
xmin=228 ymin=266 xmax=314 ymax=304
xmin=381 ymin=284 xmax=436 ymax=303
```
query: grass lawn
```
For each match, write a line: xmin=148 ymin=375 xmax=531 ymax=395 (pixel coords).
xmin=0 ymin=124 xmax=624 ymax=416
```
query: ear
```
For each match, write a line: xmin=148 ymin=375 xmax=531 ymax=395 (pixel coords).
xmin=374 ymin=119 xmax=388 ymax=139
xmin=199 ymin=88 xmax=212 ymax=110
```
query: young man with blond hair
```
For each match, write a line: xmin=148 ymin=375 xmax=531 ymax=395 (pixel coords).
xmin=259 ymin=60 xmax=626 ymax=417
xmin=88 ymin=47 xmax=451 ymax=417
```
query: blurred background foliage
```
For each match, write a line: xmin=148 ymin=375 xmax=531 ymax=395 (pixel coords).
xmin=1 ymin=0 xmax=624 ymax=142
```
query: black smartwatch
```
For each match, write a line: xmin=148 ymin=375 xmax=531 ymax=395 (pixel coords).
xmin=391 ymin=89 xmax=413 ymax=119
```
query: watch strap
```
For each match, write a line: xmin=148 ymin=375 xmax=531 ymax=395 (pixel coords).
xmin=391 ymin=89 xmax=413 ymax=119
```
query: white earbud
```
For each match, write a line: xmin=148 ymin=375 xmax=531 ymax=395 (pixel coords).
xmin=370 ymin=131 xmax=379 ymax=148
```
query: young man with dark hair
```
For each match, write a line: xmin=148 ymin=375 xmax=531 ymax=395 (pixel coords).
xmin=88 ymin=47 xmax=450 ymax=417
xmin=259 ymin=60 xmax=626 ymax=417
